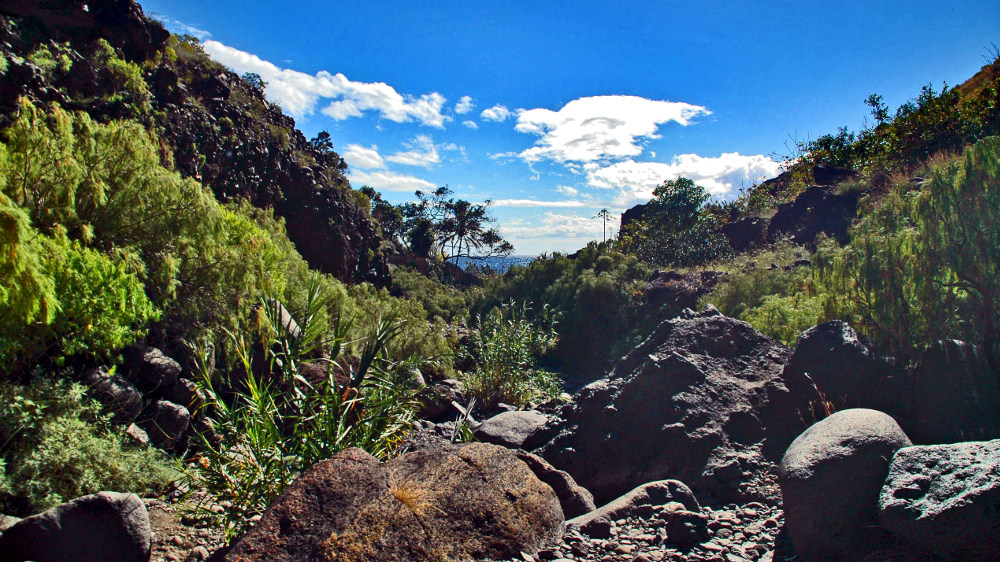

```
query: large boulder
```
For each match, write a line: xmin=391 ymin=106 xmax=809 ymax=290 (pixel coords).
xmin=474 ymin=410 xmax=548 ymax=448
xmin=779 ymin=409 xmax=912 ymax=562
xmin=514 ymin=451 xmax=595 ymax=519
xmin=907 ymin=340 xmax=1000 ymax=444
xmin=81 ymin=366 xmax=143 ymax=424
xmin=720 ymin=216 xmax=768 ymax=252
xmin=530 ymin=310 xmax=791 ymax=504
xmin=879 ymin=439 xmax=1000 ymax=559
xmin=0 ymin=491 xmax=150 ymax=562
xmin=763 ymin=321 xmax=911 ymax=453
xmin=225 ymin=443 xmax=564 ymax=561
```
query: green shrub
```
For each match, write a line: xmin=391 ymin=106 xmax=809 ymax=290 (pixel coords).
xmin=817 ymin=136 xmax=1000 ymax=363
xmin=617 ymin=178 xmax=733 ymax=268
xmin=91 ymin=39 xmax=150 ymax=111
xmin=473 ymin=243 xmax=672 ymax=379
xmin=184 ymin=282 xmax=419 ymax=542
xmin=0 ymin=376 xmax=173 ymax=516
xmin=390 ymin=266 xmax=472 ymax=323
xmin=462 ymin=301 xmax=560 ymax=409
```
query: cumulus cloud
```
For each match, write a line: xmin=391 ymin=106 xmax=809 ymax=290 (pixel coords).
xmin=587 ymin=152 xmax=783 ymax=206
xmin=491 ymin=199 xmax=587 ymax=208
xmin=556 ymin=185 xmax=579 ymax=196
xmin=201 ymin=40 xmax=448 ymax=126
xmin=342 ymin=144 xmax=386 ymax=170
xmin=463 ymin=120 xmax=479 ymax=129
xmin=515 ymin=95 xmax=709 ymax=164
xmin=349 ymin=169 xmax=436 ymax=192
xmin=481 ymin=104 xmax=514 ymax=122
xmin=455 ymin=95 xmax=475 ymax=114
xmin=385 ymin=135 xmax=440 ymax=168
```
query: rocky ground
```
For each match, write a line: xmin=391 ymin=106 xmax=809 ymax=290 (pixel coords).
xmin=146 ymin=491 xmax=225 ymax=562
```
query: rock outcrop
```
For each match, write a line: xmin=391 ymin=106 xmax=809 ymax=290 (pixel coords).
xmin=225 ymin=443 xmax=564 ymax=561
xmin=530 ymin=309 xmax=791 ymax=504
xmin=766 ymin=184 xmax=858 ymax=246
xmin=879 ymin=439 xmax=1000 ymax=560
xmin=907 ymin=339 xmax=1000 ymax=444
xmin=779 ymin=409 xmax=912 ymax=562
xmin=0 ymin=491 xmax=151 ymax=562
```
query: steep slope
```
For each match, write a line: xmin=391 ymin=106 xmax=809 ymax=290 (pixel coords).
xmin=0 ymin=0 xmax=389 ymax=285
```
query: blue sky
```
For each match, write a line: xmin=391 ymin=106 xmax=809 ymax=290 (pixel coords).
xmin=143 ymin=0 xmax=1000 ymax=254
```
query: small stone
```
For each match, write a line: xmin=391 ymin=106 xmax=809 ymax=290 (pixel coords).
xmin=185 ymin=546 xmax=211 ymax=562
xmin=571 ymin=542 xmax=590 ymax=557
xmin=763 ymin=517 xmax=778 ymax=529
xmin=615 ymin=544 xmax=636 ymax=554
xmin=715 ymin=527 xmax=733 ymax=539
xmin=703 ymin=542 xmax=726 ymax=552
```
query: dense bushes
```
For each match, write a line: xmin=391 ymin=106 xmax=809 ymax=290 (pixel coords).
xmin=617 ymin=178 xmax=732 ymax=268
xmin=0 ymin=376 xmax=173 ymax=516
xmin=817 ymin=136 xmax=1000 ymax=364
xmin=0 ymin=99 xmax=451 ymax=379
xmin=474 ymin=243 xmax=684 ymax=381
xmin=462 ymin=301 xmax=560 ymax=409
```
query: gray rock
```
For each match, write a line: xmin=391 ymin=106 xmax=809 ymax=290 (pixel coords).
xmin=879 ymin=439 xmax=1000 ymax=559
xmin=0 ymin=491 xmax=150 ymax=562
xmin=665 ymin=509 xmax=710 ymax=548
xmin=532 ymin=314 xmax=791 ymax=505
xmin=515 ymin=451 xmax=596 ymax=518
xmin=162 ymin=377 xmax=201 ymax=411
xmin=82 ymin=367 xmax=144 ymax=425
xmin=475 ymin=410 xmax=549 ymax=448
xmin=138 ymin=400 xmax=190 ymax=450
xmin=124 ymin=345 xmax=182 ymax=391
xmin=417 ymin=379 xmax=465 ymax=420
xmin=124 ymin=423 xmax=150 ymax=447
xmin=781 ymin=322 xmax=910 ymax=424
xmin=567 ymin=480 xmax=699 ymax=531
xmin=779 ymin=408 xmax=911 ymax=561
xmin=907 ymin=340 xmax=1000 ymax=444
xmin=0 ymin=514 xmax=20 ymax=533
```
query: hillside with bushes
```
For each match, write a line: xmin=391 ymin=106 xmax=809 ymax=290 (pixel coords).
xmin=2 ymin=0 xmax=1000 ymax=560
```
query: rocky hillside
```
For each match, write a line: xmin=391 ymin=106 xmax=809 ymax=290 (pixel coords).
xmin=0 ymin=0 xmax=389 ymax=285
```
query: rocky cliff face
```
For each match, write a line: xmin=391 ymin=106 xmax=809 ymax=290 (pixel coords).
xmin=0 ymin=0 xmax=389 ymax=285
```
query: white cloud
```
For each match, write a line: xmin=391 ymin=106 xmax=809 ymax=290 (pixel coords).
xmin=501 ymin=212 xmax=604 ymax=239
xmin=455 ymin=95 xmax=475 ymax=114
xmin=556 ymin=185 xmax=579 ymax=196
xmin=481 ymin=104 xmax=514 ymax=122
xmin=348 ymin=169 xmax=436 ymax=192
xmin=153 ymin=16 xmax=212 ymax=40
xmin=515 ymin=95 xmax=709 ymax=164
xmin=587 ymin=152 xmax=783 ymax=206
xmin=342 ymin=144 xmax=385 ymax=170
xmin=491 ymin=199 xmax=587 ymax=208
xmin=386 ymin=135 xmax=440 ymax=168
xmin=201 ymin=40 xmax=448 ymax=126
xmin=463 ymin=120 xmax=479 ymax=129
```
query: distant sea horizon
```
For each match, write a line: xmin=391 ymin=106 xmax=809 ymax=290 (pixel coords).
xmin=454 ymin=255 xmax=539 ymax=273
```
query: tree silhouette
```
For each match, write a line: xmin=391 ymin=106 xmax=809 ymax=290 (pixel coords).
xmin=594 ymin=208 xmax=613 ymax=243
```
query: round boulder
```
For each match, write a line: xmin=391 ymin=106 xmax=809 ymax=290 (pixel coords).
xmin=0 ymin=491 xmax=150 ymax=562
xmin=779 ymin=408 xmax=912 ymax=561
xmin=475 ymin=410 xmax=549 ymax=449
